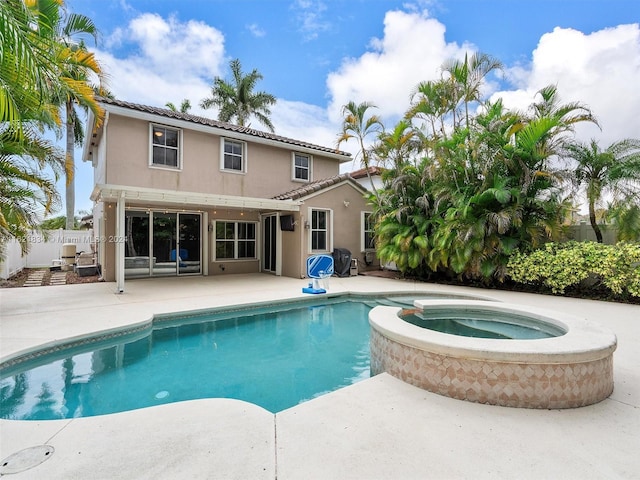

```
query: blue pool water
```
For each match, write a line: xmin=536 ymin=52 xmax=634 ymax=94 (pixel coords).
xmin=2 ymin=295 xmax=410 ymax=420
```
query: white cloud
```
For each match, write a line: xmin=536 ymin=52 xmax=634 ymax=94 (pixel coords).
xmin=326 ymin=9 xmax=473 ymax=123
xmin=246 ymin=23 xmax=266 ymax=38
xmin=495 ymin=24 xmax=640 ymax=147
xmin=91 ymin=9 xmax=640 ymax=172
xmin=96 ymin=13 xmax=226 ymax=109
xmin=292 ymin=0 xmax=330 ymax=41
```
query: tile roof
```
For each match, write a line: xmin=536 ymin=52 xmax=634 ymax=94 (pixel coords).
xmin=99 ymin=97 xmax=351 ymax=158
xmin=272 ymin=173 xmax=368 ymax=200
xmin=349 ymin=166 xmax=384 ymax=179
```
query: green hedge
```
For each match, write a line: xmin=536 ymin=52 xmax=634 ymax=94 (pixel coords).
xmin=507 ymin=241 xmax=640 ymax=298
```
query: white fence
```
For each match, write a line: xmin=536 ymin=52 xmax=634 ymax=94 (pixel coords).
xmin=1 ymin=230 xmax=94 ymax=279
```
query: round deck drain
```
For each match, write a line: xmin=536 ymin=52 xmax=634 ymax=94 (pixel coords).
xmin=0 ymin=445 xmax=54 ymax=474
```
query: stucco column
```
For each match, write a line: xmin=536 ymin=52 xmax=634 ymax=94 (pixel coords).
xmin=115 ymin=193 xmax=125 ymax=293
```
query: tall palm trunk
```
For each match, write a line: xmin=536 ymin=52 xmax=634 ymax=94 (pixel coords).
xmin=65 ymin=100 xmax=75 ymax=230
xmin=588 ymin=199 xmax=603 ymax=243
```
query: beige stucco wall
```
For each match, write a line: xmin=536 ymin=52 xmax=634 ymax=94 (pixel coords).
xmin=289 ymin=182 xmax=380 ymax=278
xmin=103 ymin=114 xmax=341 ymax=197
xmin=92 ymin=112 xmax=379 ymax=283
xmin=280 ymin=212 xmax=304 ymax=279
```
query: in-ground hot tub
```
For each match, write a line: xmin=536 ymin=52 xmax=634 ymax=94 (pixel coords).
xmin=369 ymin=300 xmax=617 ymax=409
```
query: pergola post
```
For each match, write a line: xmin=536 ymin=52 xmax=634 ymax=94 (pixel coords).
xmin=115 ymin=193 xmax=125 ymax=293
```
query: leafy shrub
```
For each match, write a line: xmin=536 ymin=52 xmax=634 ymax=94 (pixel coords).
xmin=507 ymin=241 xmax=640 ymax=298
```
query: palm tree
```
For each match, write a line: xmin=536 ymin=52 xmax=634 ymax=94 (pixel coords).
xmin=35 ymin=1 xmax=104 ymax=229
xmin=373 ymin=119 xmax=419 ymax=170
xmin=200 ymin=59 xmax=276 ymax=132
xmin=0 ymin=0 xmax=58 ymax=130
xmin=406 ymin=79 xmax=455 ymax=147
xmin=566 ymin=139 xmax=640 ymax=242
xmin=166 ymin=99 xmax=191 ymax=113
xmin=0 ymin=125 xmax=64 ymax=257
xmin=442 ymin=52 xmax=503 ymax=133
xmin=441 ymin=52 xmax=502 ymax=178
xmin=337 ymin=101 xmax=384 ymax=198
xmin=0 ymin=0 xmax=100 ymax=255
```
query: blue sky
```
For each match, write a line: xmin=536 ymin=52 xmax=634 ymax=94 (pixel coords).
xmin=61 ymin=0 xmax=640 ymax=216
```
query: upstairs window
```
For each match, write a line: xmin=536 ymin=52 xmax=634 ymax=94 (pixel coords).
xmin=222 ymin=139 xmax=246 ymax=173
xmin=293 ymin=153 xmax=311 ymax=181
xmin=151 ymin=125 xmax=180 ymax=168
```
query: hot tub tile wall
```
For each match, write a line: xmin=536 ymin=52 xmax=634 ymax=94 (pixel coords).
xmin=370 ymin=330 xmax=614 ymax=409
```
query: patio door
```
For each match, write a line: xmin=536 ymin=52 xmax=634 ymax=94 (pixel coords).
xmin=263 ymin=215 xmax=277 ymax=273
xmin=177 ymin=213 xmax=201 ymax=275
xmin=152 ymin=212 xmax=176 ymax=277
xmin=125 ymin=210 xmax=201 ymax=278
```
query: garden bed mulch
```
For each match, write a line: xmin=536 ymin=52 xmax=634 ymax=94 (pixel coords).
xmin=0 ymin=268 xmax=101 ymax=288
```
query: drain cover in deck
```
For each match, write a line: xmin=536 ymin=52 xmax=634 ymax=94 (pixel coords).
xmin=0 ymin=445 xmax=54 ymax=474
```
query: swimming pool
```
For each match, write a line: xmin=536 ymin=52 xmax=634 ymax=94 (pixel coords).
xmin=0 ymin=294 xmax=431 ymax=420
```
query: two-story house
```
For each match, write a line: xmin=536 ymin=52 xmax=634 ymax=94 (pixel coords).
xmin=82 ymin=98 xmax=378 ymax=291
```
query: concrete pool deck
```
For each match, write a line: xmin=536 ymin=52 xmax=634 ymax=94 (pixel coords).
xmin=1 ymin=274 xmax=639 ymax=479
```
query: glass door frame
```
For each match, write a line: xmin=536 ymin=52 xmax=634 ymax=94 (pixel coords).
xmin=124 ymin=208 xmax=202 ymax=278
xmin=262 ymin=214 xmax=277 ymax=274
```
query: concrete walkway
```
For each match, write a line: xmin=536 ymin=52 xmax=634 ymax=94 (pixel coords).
xmin=1 ymin=275 xmax=638 ymax=479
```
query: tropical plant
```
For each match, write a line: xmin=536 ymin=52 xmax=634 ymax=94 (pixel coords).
xmin=372 ymin=119 xmax=419 ymax=170
xmin=200 ymin=58 xmax=276 ymax=132
xmin=40 ymin=214 xmax=77 ymax=229
xmin=406 ymin=79 xmax=454 ymax=143
xmin=0 ymin=0 xmax=55 ymax=129
xmin=35 ymin=0 xmax=104 ymax=229
xmin=337 ymin=101 xmax=384 ymax=198
xmin=0 ymin=0 xmax=99 ymax=256
xmin=0 ymin=125 xmax=64 ymax=256
xmin=373 ymin=60 xmax=595 ymax=282
xmin=375 ymin=160 xmax=440 ymax=274
xmin=608 ymin=204 xmax=640 ymax=241
xmin=565 ymin=138 xmax=640 ymax=242
xmin=508 ymin=241 xmax=640 ymax=298
xmin=441 ymin=52 xmax=503 ymax=133
xmin=166 ymin=99 xmax=191 ymax=113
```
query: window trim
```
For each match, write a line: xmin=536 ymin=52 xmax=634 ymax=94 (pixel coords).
xmin=292 ymin=152 xmax=312 ymax=182
xmin=213 ymin=220 xmax=257 ymax=260
xmin=220 ymin=138 xmax=248 ymax=174
xmin=361 ymin=211 xmax=375 ymax=252
xmin=149 ymin=124 xmax=182 ymax=170
xmin=308 ymin=208 xmax=333 ymax=253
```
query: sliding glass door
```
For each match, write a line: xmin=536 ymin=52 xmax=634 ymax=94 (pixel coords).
xmin=177 ymin=213 xmax=201 ymax=275
xmin=262 ymin=215 xmax=277 ymax=273
xmin=125 ymin=210 xmax=201 ymax=278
